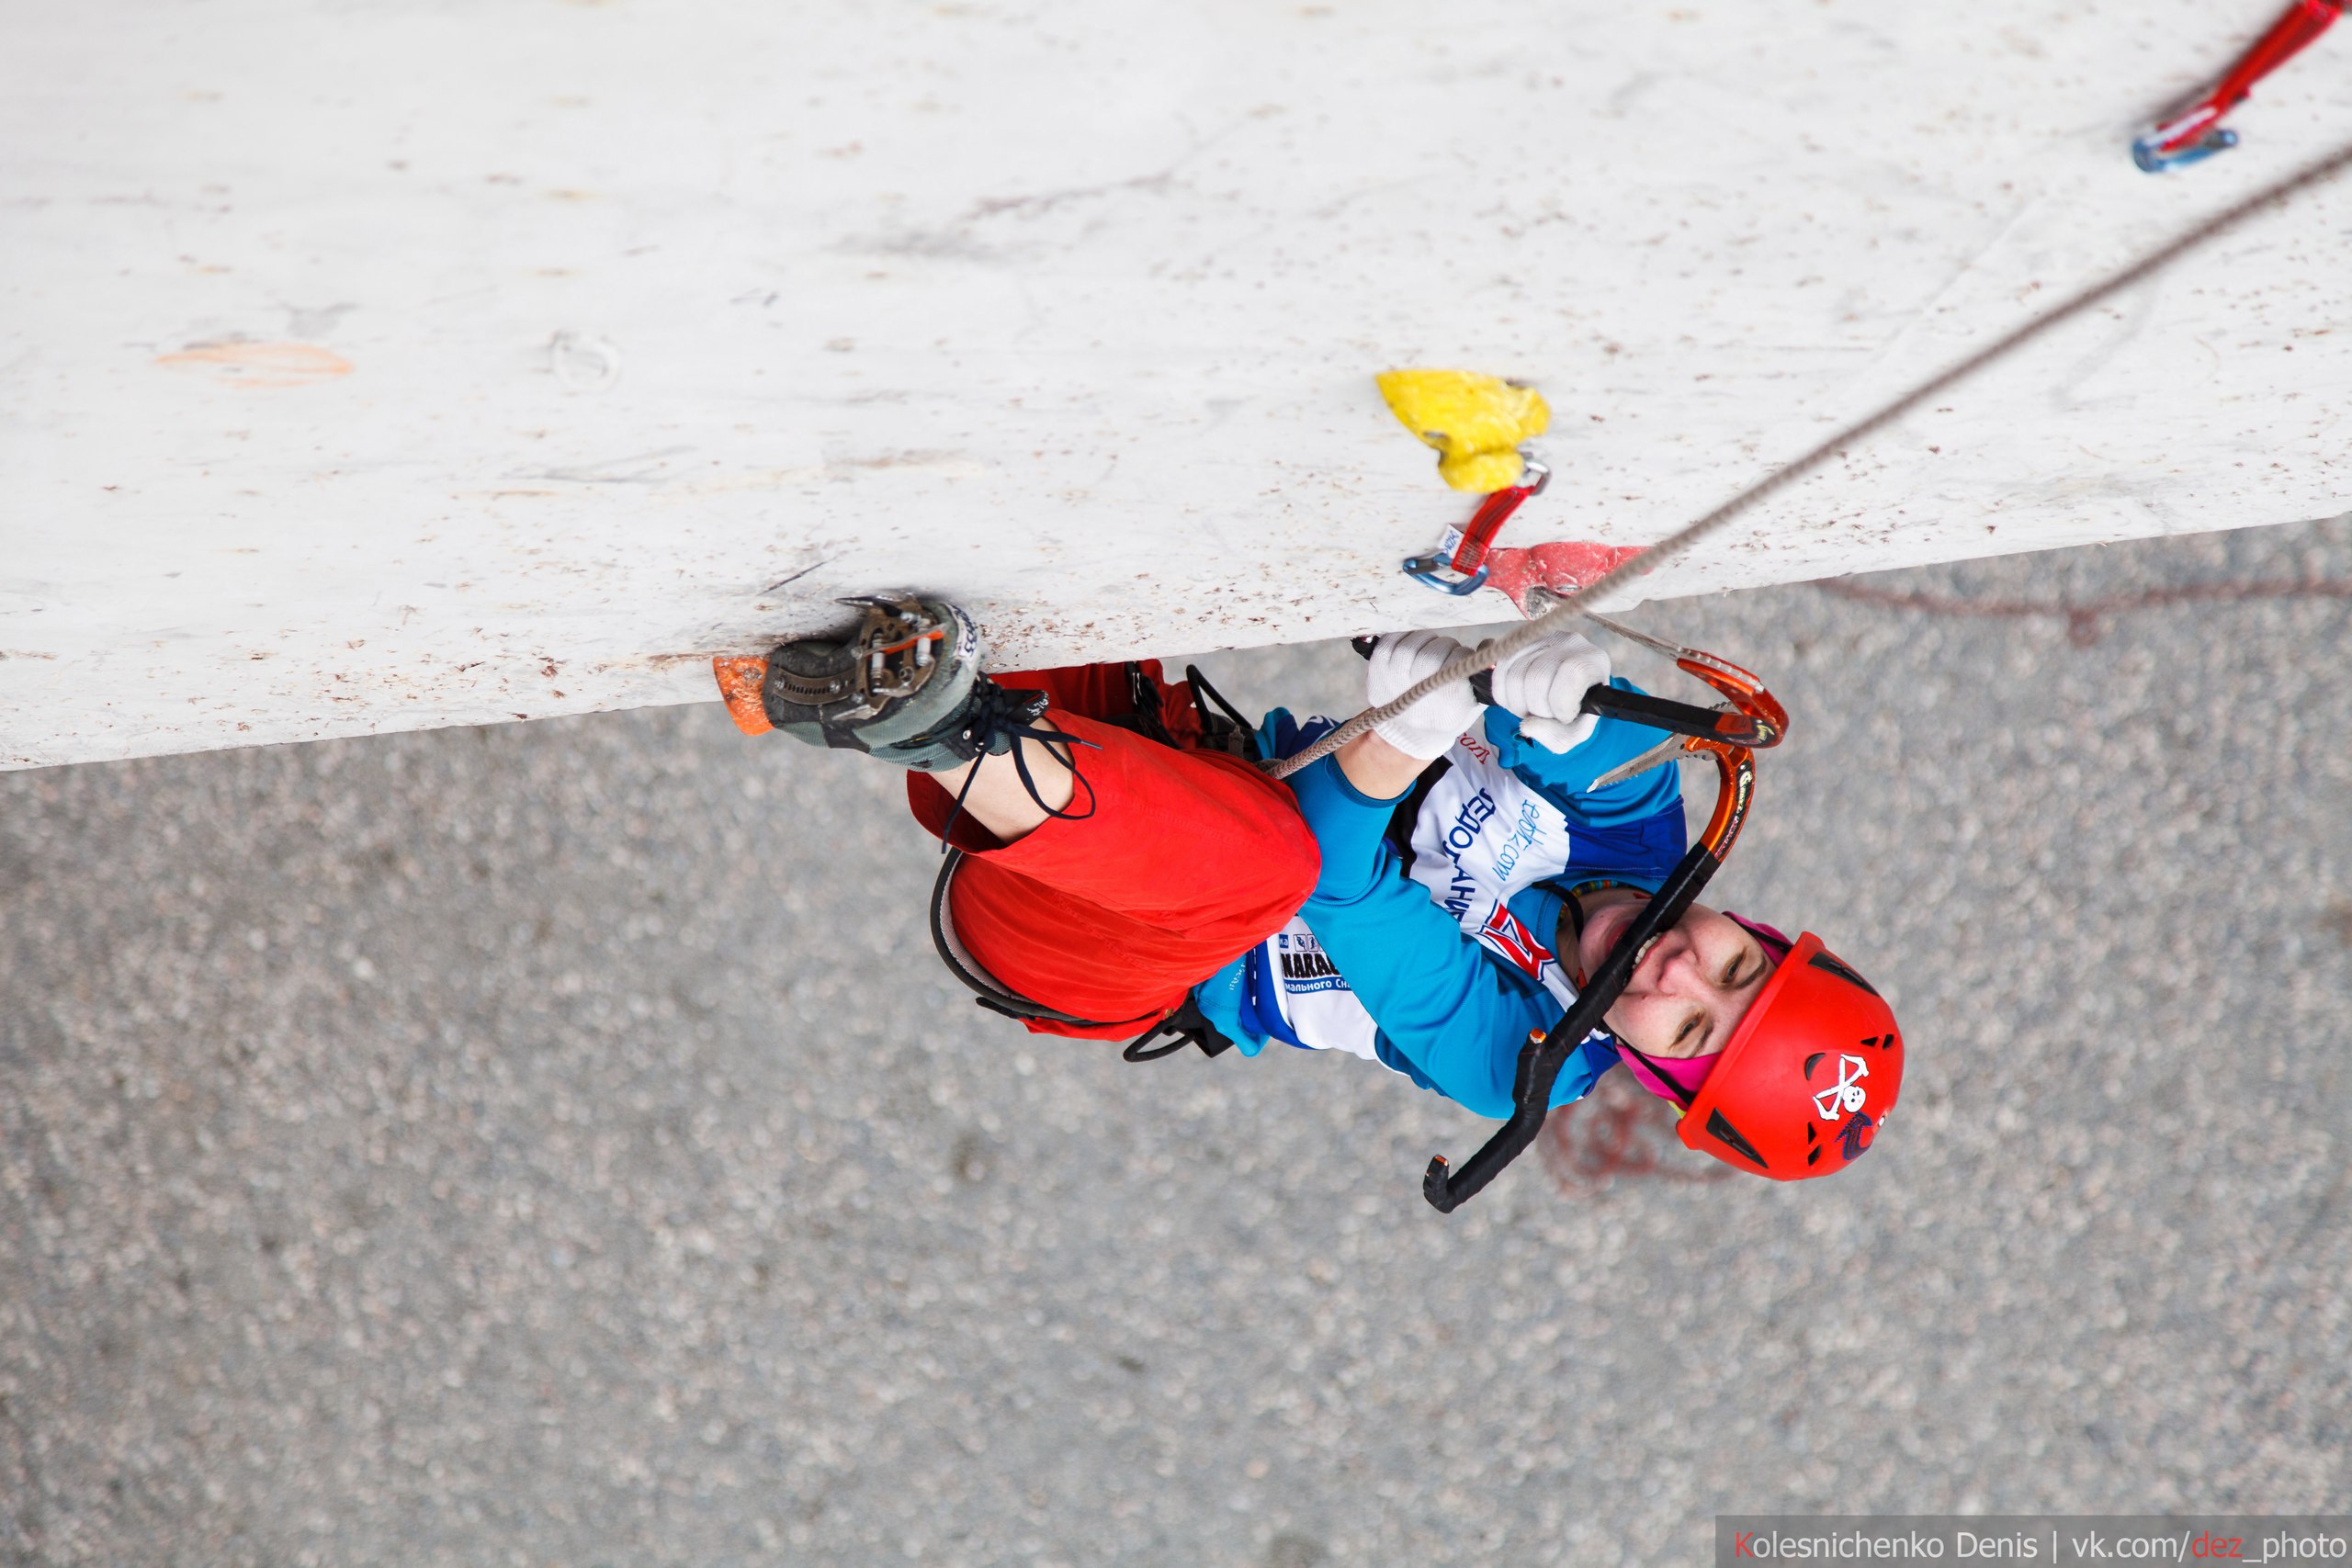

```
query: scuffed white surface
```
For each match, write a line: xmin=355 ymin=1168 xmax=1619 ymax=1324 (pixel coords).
xmin=4 ymin=0 xmax=2348 ymax=769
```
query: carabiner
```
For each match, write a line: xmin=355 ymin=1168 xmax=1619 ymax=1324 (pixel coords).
xmin=1402 ymin=458 xmax=1551 ymax=596
xmin=2132 ymin=124 xmax=2238 ymax=174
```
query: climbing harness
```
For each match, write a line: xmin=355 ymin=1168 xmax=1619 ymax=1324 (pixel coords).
xmin=1402 ymin=459 xmax=1551 ymax=596
xmin=1118 ymin=996 xmax=1239 ymax=1063
xmin=1095 ymin=660 xmax=1261 ymax=762
xmin=2134 ymin=0 xmax=2343 ymax=171
xmin=1183 ymin=665 xmax=1264 ymax=761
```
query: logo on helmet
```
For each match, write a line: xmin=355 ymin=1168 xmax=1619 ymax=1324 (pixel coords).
xmin=1838 ymin=1111 xmax=1876 ymax=1161
xmin=1811 ymin=1054 xmax=1869 ymax=1121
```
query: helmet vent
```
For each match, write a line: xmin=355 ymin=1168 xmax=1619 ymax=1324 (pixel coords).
xmin=1803 ymin=1051 xmax=1826 ymax=1079
xmin=1807 ymin=949 xmax=1883 ymax=998
xmin=1705 ymin=1108 xmax=1769 ymax=1169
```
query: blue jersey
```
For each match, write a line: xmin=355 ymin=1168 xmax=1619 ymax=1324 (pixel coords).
xmin=1193 ymin=687 xmax=1686 ymax=1121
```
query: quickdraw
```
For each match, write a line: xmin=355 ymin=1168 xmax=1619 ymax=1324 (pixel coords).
xmin=1401 ymin=458 xmax=1550 ymax=595
xmin=2134 ymin=0 xmax=2343 ymax=172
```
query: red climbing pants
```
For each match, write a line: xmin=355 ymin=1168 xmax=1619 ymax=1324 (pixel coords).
xmin=905 ymin=661 xmax=1320 ymax=1040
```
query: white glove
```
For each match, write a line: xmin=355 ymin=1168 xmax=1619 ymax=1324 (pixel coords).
xmin=1366 ymin=630 xmax=1481 ymax=761
xmin=1490 ymin=631 xmax=1611 ymax=753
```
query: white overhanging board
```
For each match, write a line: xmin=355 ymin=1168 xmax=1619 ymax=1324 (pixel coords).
xmin=5 ymin=0 xmax=2348 ymax=770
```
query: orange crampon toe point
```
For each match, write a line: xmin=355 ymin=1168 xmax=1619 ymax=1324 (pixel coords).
xmin=712 ymin=655 xmax=773 ymax=735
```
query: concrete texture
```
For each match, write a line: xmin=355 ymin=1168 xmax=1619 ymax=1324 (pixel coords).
xmin=4 ymin=516 xmax=2350 ymax=1566
xmin=10 ymin=0 xmax=2352 ymax=769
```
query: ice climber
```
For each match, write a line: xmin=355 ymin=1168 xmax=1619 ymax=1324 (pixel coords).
xmin=717 ymin=596 xmax=1905 ymax=1183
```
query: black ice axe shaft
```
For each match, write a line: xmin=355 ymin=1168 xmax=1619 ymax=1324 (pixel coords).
xmin=1348 ymin=638 xmax=1767 ymax=746
xmin=1341 ymin=630 xmax=1772 ymax=1213
xmin=1419 ymin=835 xmax=1721 ymax=1213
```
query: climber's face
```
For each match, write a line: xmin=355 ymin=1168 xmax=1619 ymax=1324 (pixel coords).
xmin=1574 ymin=895 xmax=1770 ymax=1060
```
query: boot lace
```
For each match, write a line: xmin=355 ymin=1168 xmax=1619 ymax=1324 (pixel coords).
xmin=937 ymin=682 xmax=1099 ymax=850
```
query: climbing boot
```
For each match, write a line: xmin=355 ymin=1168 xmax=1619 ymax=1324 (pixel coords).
xmin=714 ymin=595 xmax=1043 ymax=773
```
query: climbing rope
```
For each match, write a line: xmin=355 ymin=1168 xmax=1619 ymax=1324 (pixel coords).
xmin=1266 ymin=137 xmax=2352 ymax=782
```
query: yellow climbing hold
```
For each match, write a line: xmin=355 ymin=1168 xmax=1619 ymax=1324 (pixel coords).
xmin=1375 ymin=369 xmax=1550 ymax=491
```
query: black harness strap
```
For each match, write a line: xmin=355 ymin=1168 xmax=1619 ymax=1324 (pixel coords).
xmin=1182 ymin=664 xmax=1263 ymax=762
xmin=929 ymin=850 xmax=1235 ymax=1058
xmin=1125 ymin=661 xmax=1178 ymax=746
xmin=929 ymin=850 xmax=1130 ymax=1030
xmin=1385 ymin=755 xmax=1453 ymax=873
xmin=1121 ymin=994 xmax=1237 ymax=1062
xmin=936 ymin=685 xmax=1099 ymax=853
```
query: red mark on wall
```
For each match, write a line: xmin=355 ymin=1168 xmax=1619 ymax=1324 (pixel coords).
xmin=1483 ymin=540 xmax=1647 ymax=614
xmin=155 ymin=343 xmax=353 ymax=389
xmin=1540 ymin=1070 xmax=1731 ymax=1196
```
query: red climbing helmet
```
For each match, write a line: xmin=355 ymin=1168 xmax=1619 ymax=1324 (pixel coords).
xmin=1675 ymin=932 xmax=1905 ymax=1181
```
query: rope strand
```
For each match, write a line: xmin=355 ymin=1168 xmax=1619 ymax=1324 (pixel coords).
xmin=1266 ymin=138 xmax=2352 ymax=781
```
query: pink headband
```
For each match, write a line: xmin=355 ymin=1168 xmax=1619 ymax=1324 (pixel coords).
xmin=1612 ymin=911 xmax=1787 ymax=1104
xmin=1726 ymin=912 xmax=1792 ymax=959
xmin=1618 ymin=1047 xmax=1721 ymax=1103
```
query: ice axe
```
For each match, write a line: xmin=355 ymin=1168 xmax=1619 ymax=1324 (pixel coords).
xmin=1348 ymin=622 xmax=1783 ymax=1212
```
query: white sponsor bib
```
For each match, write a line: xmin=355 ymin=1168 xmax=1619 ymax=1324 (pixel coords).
xmin=1261 ymin=730 xmax=1581 ymax=1056
xmin=1404 ymin=729 xmax=1580 ymax=1011
xmin=1259 ymin=920 xmax=1384 ymax=1061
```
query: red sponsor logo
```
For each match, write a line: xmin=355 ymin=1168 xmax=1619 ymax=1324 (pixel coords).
xmin=1478 ymin=903 xmax=1555 ymax=978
